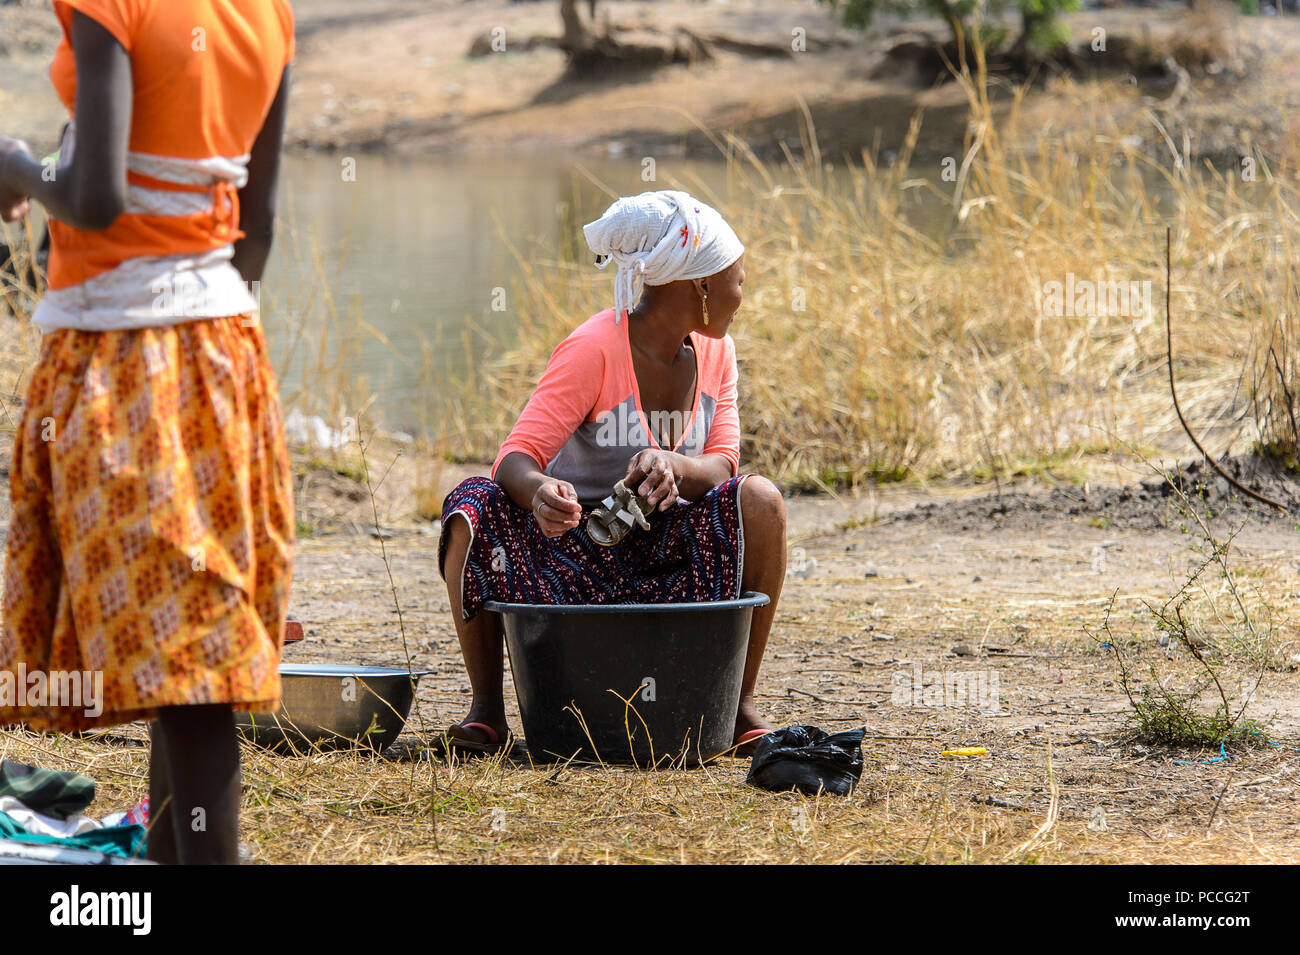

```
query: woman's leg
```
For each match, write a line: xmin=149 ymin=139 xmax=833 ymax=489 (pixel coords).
xmin=735 ymin=474 xmax=787 ymax=739
xmin=442 ymin=513 xmax=509 ymax=741
xmin=145 ymin=721 xmax=178 ymax=865
xmin=147 ymin=704 xmax=241 ymax=865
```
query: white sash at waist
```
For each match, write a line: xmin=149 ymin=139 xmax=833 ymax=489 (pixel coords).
xmin=32 ymin=245 xmax=259 ymax=333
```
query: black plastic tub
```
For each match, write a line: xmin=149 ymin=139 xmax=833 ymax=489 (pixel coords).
xmin=485 ymin=591 xmax=769 ymax=766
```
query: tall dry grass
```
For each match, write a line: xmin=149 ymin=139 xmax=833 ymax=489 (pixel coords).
xmin=3 ymin=48 xmax=1298 ymax=491
xmin=434 ymin=49 xmax=1300 ymax=490
xmin=0 ymin=216 xmax=45 ymax=426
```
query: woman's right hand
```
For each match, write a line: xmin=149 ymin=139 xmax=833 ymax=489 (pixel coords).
xmin=531 ymin=478 xmax=582 ymax=538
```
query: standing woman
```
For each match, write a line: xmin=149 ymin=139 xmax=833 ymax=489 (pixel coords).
xmin=439 ymin=190 xmax=787 ymax=757
xmin=0 ymin=0 xmax=295 ymax=864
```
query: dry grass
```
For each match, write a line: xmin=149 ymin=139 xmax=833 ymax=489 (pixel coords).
xmin=1167 ymin=0 xmax=1243 ymax=72
xmin=2 ymin=669 xmax=1297 ymax=865
xmin=0 ymin=216 xmax=44 ymax=429
xmin=12 ymin=478 xmax=1300 ymax=866
xmin=431 ymin=48 xmax=1300 ymax=490
xmin=1250 ymin=295 xmax=1300 ymax=467
xmin=413 ymin=455 xmax=449 ymax=521
xmin=4 ymin=452 xmax=1299 ymax=863
xmin=5 ymin=52 xmax=1298 ymax=490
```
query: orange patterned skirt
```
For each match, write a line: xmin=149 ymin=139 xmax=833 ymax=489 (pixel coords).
xmin=0 ymin=316 xmax=294 ymax=731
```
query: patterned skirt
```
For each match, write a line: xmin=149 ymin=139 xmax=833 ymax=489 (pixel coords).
xmin=438 ymin=474 xmax=750 ymax=620
xmin=0 ymin=316 xmax=294 ymax=732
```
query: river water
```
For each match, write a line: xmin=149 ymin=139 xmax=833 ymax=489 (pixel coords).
xmin=263 ymin=151 xmax=743 ymax=436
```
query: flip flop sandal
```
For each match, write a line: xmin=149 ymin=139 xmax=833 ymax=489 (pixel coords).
xmin=728 ymin=728 xmax=774 ymax=759
xmin=432 ymin=722 xmax=519 ymax=758
xmin=587 ymin=479 xmax=653 ymax=546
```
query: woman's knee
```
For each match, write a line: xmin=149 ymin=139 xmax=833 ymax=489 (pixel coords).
xmin=438 ymin=511 xmax=473 ymax=584
xmin=445 ymin=508 xmax=471 ymax=540
xmin=740 ymin=474 xmax=786 ymax=535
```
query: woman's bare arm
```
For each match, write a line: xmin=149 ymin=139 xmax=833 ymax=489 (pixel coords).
xmin=231 ymin=66 xmax=290 ymax=285
xmin=0 ymin=12 xmax=130 ymax=229
xmin=495 ymin=451 xmax=582 ymax=537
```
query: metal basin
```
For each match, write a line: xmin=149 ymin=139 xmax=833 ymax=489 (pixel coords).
xmin=235 ymin=664 xmax=430 ymax=753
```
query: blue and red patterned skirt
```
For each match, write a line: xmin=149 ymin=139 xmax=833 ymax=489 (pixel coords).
xmin=437 ymin=475 xmax=749 ymax=619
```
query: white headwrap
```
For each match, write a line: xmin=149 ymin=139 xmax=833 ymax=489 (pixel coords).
xmin=582 ymin=190 xmax=745 ymax=323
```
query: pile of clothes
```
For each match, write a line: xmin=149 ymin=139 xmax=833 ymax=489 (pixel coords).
xmin=0 ymin=759 xmax=147 ymax=860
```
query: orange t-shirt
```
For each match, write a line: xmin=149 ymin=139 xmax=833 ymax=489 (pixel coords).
xmin=46 ymin=0 xmax=295 ymax=290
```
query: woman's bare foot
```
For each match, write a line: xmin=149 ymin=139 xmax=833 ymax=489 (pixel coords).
xmin=446 ymin=700 xmax=510 ymax=746
xmin=732 ymin=697 xmax=774 ymax=754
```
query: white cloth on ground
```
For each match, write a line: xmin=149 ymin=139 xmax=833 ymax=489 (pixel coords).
xmin=0 ymin=795 xmax=103 ymax=837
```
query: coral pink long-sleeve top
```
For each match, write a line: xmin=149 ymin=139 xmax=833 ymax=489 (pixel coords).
xmin=491 ymin=308 xmax=741 ymax=507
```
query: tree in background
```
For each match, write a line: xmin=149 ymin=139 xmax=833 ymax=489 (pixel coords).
xmin=556 ymin=0 xmax=711 ymax=77
xmin=821 ymin=0 xmax=1080 ymax=60
xmin=1012 ymin=0 xmax=1080 ymax=56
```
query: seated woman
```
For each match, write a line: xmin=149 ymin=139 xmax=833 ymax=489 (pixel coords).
xmin=438 ymin=190 xmax=786 ymax=755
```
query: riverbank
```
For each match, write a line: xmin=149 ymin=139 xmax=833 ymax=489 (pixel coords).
xmin=4 ymin=1 xmax=1300 ymax=166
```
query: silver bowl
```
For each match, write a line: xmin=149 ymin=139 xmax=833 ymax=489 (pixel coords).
xmin=235 ymin=664 xmax=431 ymax=753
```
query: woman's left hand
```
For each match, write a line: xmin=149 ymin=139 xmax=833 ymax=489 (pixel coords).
xmin=0 ymin=137 xmax=33 ymax=222
xmin=625 ymin=449 xmax=680 ymax=512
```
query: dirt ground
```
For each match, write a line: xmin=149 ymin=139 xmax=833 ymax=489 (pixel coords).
xmin=270 ymin=448 xmax=1300 ymax=861
xmin=4 ymin=0 xmax=1300 ymax=164
xmin=3 ymin=434 xmax=1299 ymax=862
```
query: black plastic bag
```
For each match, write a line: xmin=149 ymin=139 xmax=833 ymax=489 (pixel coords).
xmin=745 ymin=725 xmax=866 ymax=797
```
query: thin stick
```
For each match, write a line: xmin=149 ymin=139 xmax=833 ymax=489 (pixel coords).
xmin=1205 ymin=776 xmax=1233 ymax=838
xmin=357 ymin=433 xmax=441 ymax=854
xmin=1164 ymin=227 xmax=1290 ymax=515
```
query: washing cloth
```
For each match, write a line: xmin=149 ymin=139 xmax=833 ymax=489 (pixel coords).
xmin=0 ymin=809 xmax=145 ymax=859
xmin=0 ymin=759 xmax=94 ymax=819
xmin=0 ymin=795 xmax=103 ymax=838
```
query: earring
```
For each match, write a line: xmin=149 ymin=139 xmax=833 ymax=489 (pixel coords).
xmin=702 ymin=292 xmax=709 ymax=325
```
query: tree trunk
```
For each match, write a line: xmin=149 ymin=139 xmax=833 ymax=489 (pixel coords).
xmin=1012 ymin=9 xmax=1049 ymax=56
xmin=559 ymin=0 xmax=593 ymax=52
xmin=929 ymin=0 xmax=966 ymax=51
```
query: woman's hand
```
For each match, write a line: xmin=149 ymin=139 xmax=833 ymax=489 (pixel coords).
xmin=626 ymin=449 xmax=680 ymax=512
xmin=0 ymin=137 xmax=33 ymax=222
xmin=531 ymin=478 xmax=582 ymax=538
